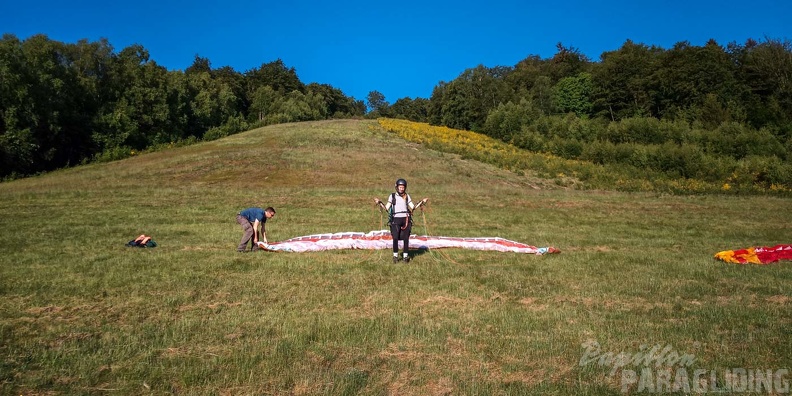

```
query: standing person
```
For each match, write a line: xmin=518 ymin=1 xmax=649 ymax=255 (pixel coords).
xmin=236 ymin=207 xmax=276 ymax=252
xmin=374 ymin=179 xmax=428 ymax=263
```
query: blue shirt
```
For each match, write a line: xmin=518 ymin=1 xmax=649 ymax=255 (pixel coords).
xmin=239 ymin=207 xmax=266 ymax=223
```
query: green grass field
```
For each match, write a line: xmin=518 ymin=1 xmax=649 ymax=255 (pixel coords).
xmin=1 ymin=119 xmax=791 ymax=395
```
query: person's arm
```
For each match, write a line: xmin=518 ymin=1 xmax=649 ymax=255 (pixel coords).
xmin=252 ymin=219 xmax=260 ymax=243
xmin=414 ymin=198 xmax=429 ymax=210
xmin=374 ymin=197 xmax=390 ymax=211
xmin=260 ymin=226 xmax=268 ymax=245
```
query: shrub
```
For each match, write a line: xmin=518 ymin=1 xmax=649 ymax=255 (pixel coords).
xmin=744 ymin=128 xmax=786 ymax=158
xmin=700 ymin=122 xmax=786 ymax=160
xmin=606 ymin=117 xmax=667 ymax=144
xmin=545 ymin=137 xmax=584 ymax=159
xmin=532 ymin=115 xmax=559 ymax=138
xmin=733 ymin=156 xmax=792 ymax=189
xmin=510 ymin=127 xmax=545 ymax=152
xmin=264 ymin=113 xmax=292 ymax=125
xmin=483 ymin=102 xmax=524 ymax=141
xmin=92 ymin=146 xmax=135 ymax=163
xmin=204 ymin=115 xmax=249 ymax=141
xmin=694 ymin=154 xmax=735 ymax=182
xmin=785 ymin=136 xmax=792 ymax=161
xmin=613 ymin=143 xmax=637 ymax=164
xmin=658 ymin=119 xmax=690 ymax=144
xmin=627 ymin=145 xmax=651 ymax=169
xmin=580 ymin=140 xmax=618 ymax=165
xmin=642 ymin=143 xmax=703 ymax=178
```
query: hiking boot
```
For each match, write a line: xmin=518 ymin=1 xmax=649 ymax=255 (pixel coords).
xmin=403 ymin=256 xmax=411 ymax=263
xmin=392 ymin=256 xmax=400 ymax=263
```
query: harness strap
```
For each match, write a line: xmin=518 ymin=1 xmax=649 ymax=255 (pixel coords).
xmin=390 ymin=192 xmax=412 ymax=230
xmin=390 ymin=192 xmax=412 ymax=215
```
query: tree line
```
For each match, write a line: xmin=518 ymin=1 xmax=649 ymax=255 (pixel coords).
xmin=371 ymin=38 xmax=792 ymax=189
xmin=0 ymin=34 xmax=366 ymax=179
xmin=3 ymin=33 xmax=791 ymax=187
xmin=374 ymin=38 xmax=792 ymax=133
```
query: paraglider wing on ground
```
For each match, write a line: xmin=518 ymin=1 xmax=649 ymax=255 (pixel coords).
xmin=257 ymin=230 xmax=559 ymax=254
xmin=714 ymin=244 xmax=792 ymax=264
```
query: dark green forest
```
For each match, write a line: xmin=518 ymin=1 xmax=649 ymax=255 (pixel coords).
xmin=0 ymin=34 xmax=366 ymax=178
xmin=2 ymin=34 xmax=791 ymax=189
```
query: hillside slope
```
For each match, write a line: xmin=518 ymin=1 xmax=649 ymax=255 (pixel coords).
xmin=1 ymin=119 xmax=791 ymax=394
xmin=1 ymin=119 xmax=560 ymax=247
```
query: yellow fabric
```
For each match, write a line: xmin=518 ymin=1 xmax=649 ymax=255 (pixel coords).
xmin=714 ymin=248 xmax=760 ymax=264
xmin=714 ymin=250 xmax=736 ymax=263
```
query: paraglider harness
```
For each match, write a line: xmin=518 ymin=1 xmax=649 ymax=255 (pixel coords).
xmin=387 ymin=192 xmax=413 ymax=229
xmin=126 ymin=234 xmax=157 ymax=248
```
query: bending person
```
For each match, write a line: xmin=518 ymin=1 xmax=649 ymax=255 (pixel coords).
xmin=374 ymin=178 xmax=428 ymax=263
xmin=236 ymin=206 xmax=276 ymax=252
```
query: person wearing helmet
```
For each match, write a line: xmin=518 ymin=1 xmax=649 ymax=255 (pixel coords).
xmin=236 ymin=206 xmax=276 ymax=252
xmin=374 ymin=179 xmax=428 ymax=263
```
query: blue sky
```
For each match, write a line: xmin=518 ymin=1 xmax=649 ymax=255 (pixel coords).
xmin=2 ymin=0 xmax=790 ymax=104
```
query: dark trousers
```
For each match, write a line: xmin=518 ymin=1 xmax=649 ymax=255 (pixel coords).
xmin=390 ymin=216 xmax=411 ymax=253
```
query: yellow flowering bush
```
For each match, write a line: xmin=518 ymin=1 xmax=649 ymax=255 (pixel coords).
xmin=377 ymin=118 xmax=790 ymax=196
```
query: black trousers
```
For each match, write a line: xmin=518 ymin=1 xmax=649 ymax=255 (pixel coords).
xmin=390 ymin=216 xmax=411 ymax=253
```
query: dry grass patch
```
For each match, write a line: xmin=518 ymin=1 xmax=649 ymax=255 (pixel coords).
xmin=765 ymin=295 xmax=790 ymax=304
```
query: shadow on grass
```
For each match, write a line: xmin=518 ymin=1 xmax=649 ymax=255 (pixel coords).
xmin=408 ymin=247 xmax=430 ymax=259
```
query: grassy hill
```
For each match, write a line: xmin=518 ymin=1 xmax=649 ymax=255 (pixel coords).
xmin=1 ymin=119 xmax=791 ymax=395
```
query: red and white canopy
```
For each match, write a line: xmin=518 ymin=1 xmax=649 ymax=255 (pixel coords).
xmin=258 ymin=230 xmax=558 ymax=254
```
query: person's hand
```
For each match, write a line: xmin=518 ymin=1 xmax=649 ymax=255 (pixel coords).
xmin=422 ymin=198 xmax=429 ymax=204
xmin=374 ymin=198 xmax=381 ymax=205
